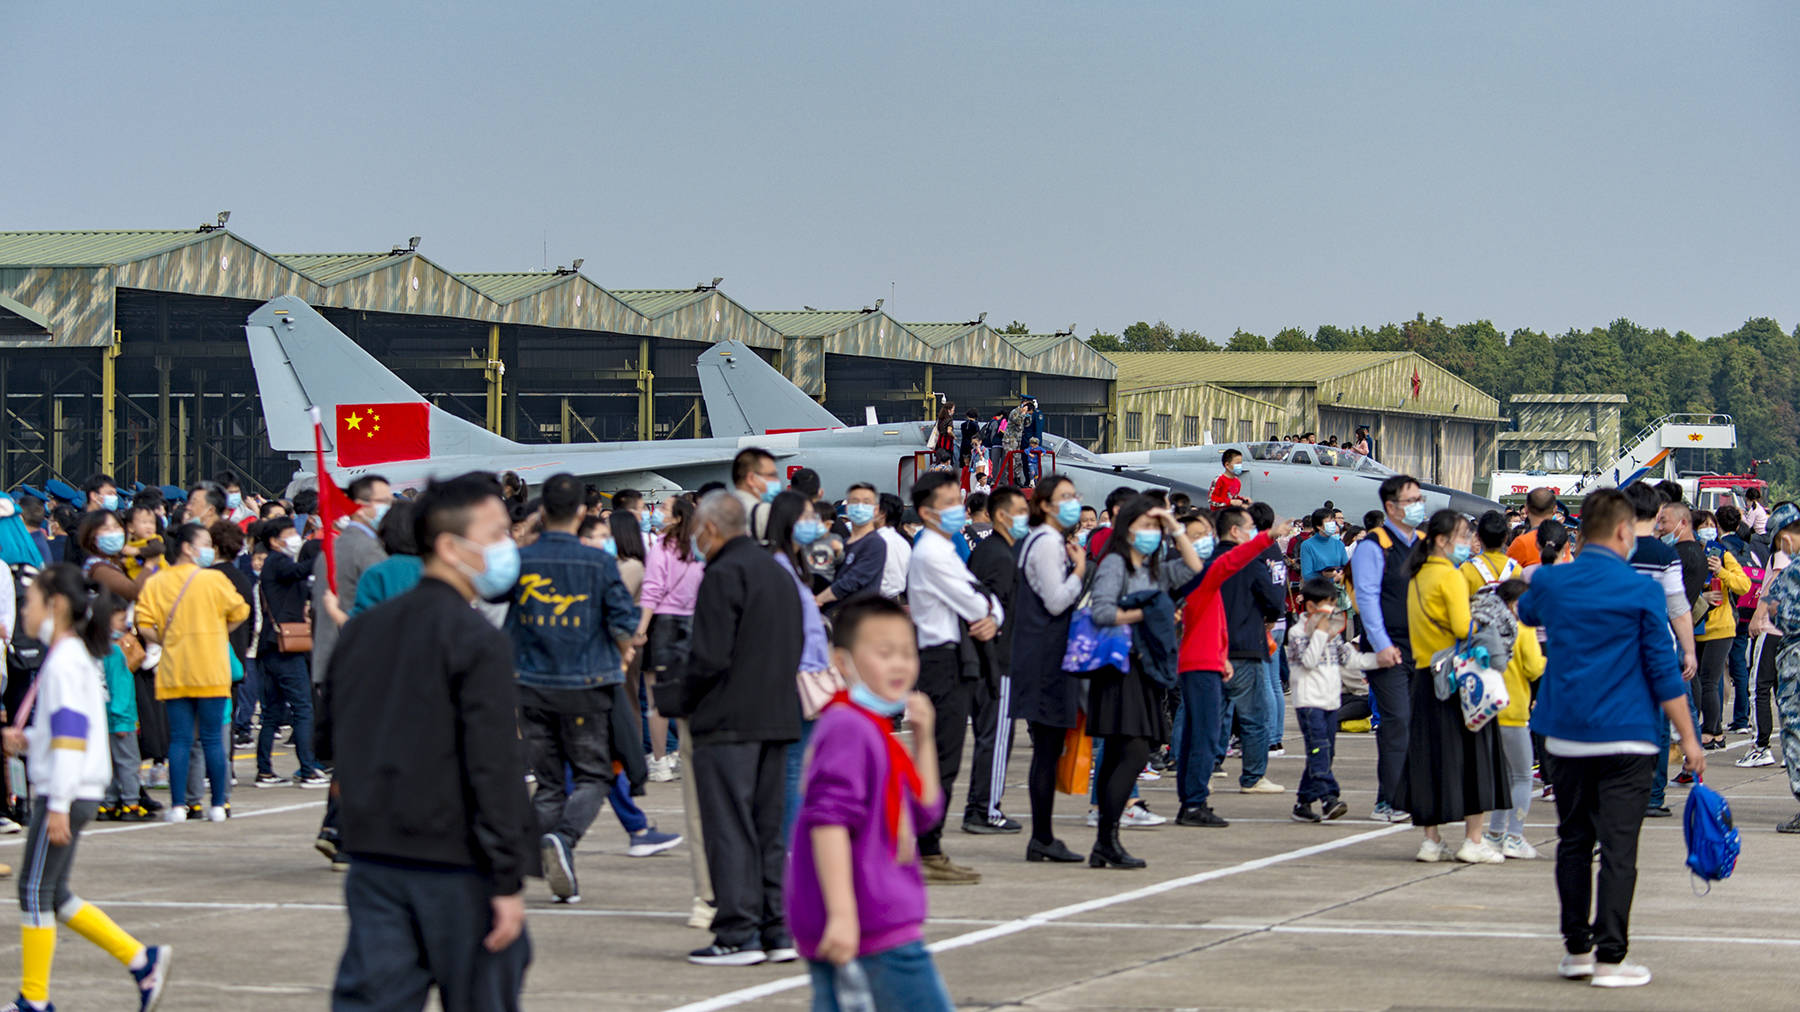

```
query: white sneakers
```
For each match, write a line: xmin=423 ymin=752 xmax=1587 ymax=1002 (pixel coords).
xmin=1454 ymin=838 xmax=1505 ymax=864
xmin=163 ymin=808 xmax=186 ymax=823
xmin=648 ymin=752 xmax=682 ymax=783
xmin=1239 ymin=779 xmax=1285 ymax=794
xmin=1558 ymin=952 xmax=1595 ymax=979
xmin=1121 ymin=803 xmax=1168 ymax=828
xmin=1559 ymin=952 xmax=1651 ymax=987
xmin=1414 ymin=838 xmax=1453 ymax=863
xmin=206 ymin=806 xmax=227 ymax=823
xmin=1736 ymin=746 xmax=1777 ymax=768
xmin=1501 ymin=835 xmax=1539 ymax=860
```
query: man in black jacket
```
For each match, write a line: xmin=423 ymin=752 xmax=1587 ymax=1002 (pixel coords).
xmin=1216 ymin=507 xmax=1285 ymax=795
xmin=327 ymin=473 xmax=533 ymax=1011
xmin=677 ymin=491 xmax=803 ymax=967
xmin=962 ymin=484 xmax=1024 ymax=834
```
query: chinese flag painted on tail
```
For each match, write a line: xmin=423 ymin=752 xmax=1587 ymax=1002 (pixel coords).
xmin=336 ymin=402 xmax=430 ymax=467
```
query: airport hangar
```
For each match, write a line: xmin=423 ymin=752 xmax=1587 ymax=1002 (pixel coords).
xmin=0 ymin=224 xmax=1116 ymax=496
xmin=1104 ymin=351 xmax=1503 ymax=491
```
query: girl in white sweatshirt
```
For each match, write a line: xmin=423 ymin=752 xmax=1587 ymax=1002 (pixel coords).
xmin=1 ymin=564 xmax=170 ymax=1012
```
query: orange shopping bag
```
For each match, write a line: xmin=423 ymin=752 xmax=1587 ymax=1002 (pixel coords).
xmin=1054 ymin=711 xmax=1092 ymax=795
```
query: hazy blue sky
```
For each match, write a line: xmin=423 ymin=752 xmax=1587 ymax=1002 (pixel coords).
xmin=8 ymin=2 xmax=1796 ymax=341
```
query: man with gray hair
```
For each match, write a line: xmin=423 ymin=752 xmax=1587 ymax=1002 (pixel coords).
xmin=666 ymin=491 xmax=804 ymax=966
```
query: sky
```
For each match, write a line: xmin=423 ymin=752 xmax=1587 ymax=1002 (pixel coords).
xmin=7 ymin=2 xmax=1797 ymax=342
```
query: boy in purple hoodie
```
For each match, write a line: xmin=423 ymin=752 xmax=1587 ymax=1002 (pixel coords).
xmin=785 ymin=598 xmax=952 ymax=1010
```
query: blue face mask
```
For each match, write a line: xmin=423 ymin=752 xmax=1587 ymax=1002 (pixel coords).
xmin=1323 ymin=522 xmax=1340 ymax=537
xmin=1403 ymin=501 xmax=1428 ymax=527
xmin=1132 ymin=530 xmax=1163 ymax=556
xmin=1697 ymin=527 xmax=1718 ymax=543
xmin=600 ymin=538 xmax=618 ymax=557
xmin=639 ymin=513 xmax=656 ymax=534
xmin=761 ymin=477 xmax=784 ymax=503
xmin=1009 ymin=514 xmax=1029 ymax=540
xmin=648 ymin=511 xmax=666 ymax=532
xmin=466 ymin=538 xmax=520 ymax=598
xmin=1450 ymin=544 xmax=1472 ymax=565
xmin=1075 ymin=528 xmax=1090 ymax=547
xmin=1233 ymin=464 xmax=1248 ymax=475
xmin=97 ymin=530 xmax=126 ymax=556
xmin=1194 ymin=535 xmax=1216 ymax=560
xmin=371 ymin=502 xmax=390 ymax=526
xmin=793 ymin=519 xmax=825 ymax=545
xmin=937 ymin=505 xmax=967 ymax=534
xmin=850 ymin=682 xmax=907 ymax=718
xmin=101 ymin=493 xmax=119 ymax=512
xmin=1056 ymin=499 xmax=1082 ymax=528
xmin=196 ymin=546 xmax=216 ymax=568
xmin=1661 ymin=532 xmax=1678 ymax=546
xmin=846 ymin=503 xmax=876 ymax=527
xmin=226 ymin=492 xmax=242 ymax=511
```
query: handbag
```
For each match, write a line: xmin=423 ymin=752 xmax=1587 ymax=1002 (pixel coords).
xmin=275 ymin=622 xmax=313 ymax=655
xmin=1061 ymin=596 xmax=1133 ymax=677
xmin=117 ymin=630 xmax=147 ymax=672
xmin=1456 ymin=663 xmax=1509 ymax=732
xmin=796 ymin=668 xmax=846 ymax=721
xmin=1054 ymin=711 xmax=1093 ymax=794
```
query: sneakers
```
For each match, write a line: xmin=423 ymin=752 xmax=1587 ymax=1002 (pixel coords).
xmin=687 ymin=943 xmax=766 ymax=967
xmin=1239 ymin=778 xmax=1285 ymax=794
xmin=0 ymin=994 xmax=50 ymax=1011
xmin=1728 ymin=723 xmax=1752 ymax=734
xmin=1085 ymin=808 xmax=1099 ymax=828
xmin=163 ymin=807 xmax=187 ymax=823
xmin=961 ymin=812 xmax=1023 ymax=835
xmin=1454 ymin=838 xmax=1505 ymax=864
xmin=540 ymin=833 xmax=579 ymax=903
xmin=647 ymin=755 xmax=676 ymax=783
xmin=1291 ymin=801 xmax=1322 ymax=823
xmin=920 ymin=854 xmax=981 ymax=885
xmin=1225 ymin=744 xmax=1243 ymax=758
xmin=1136 ymin=765 xmax=1162 ymax=781
xmin=1175 ymin=803 xmax=1229 ymax=828
xmin=1319 ymin=796 xmax=1348 ymax=821
xmin=253 ymin=772 xmax=286 ymax=788
xmin=688 ymin=897 xmax=716 ymax=930
xmin=1121 ymin=802 xmax=1167 ymax=829
xmin=1371 ymin=802 xmax=1412 ymax=823
xmin=1590 ymin=961 xmax=1652 ymax=988
xmin=1777 ymin=813 xmax=1800 ymax=834
xmin=143 ymin=764 xmax=169 ymax=789
xmin=1267 ymin=745 xmax=1287 ymax=758
xmin=626 ymin=828 xmax=683 ymax=858
xmin=1414 ymin=838 xmax=1453 ymax=863
xmin=116 ymin=805 xmax=154 ymax=822
xmin=331 ymin=854 xmax=351 ymax=872
xmin=0 ymin=817 xmax=22 ymax=834
xmin=315 ymin=832 xmax=339 ymax=860
xmin=1557 ymin=952 xmax=1596 ymax=979
xmin=763 ymin=941 xmax=799 ymax=964
xmin=1673 ymin=770 xmax=1694 ymax=786
xmin=1737 ymin=746 xmax=1776 ymax=768
xmin=294 ymin=770 xmax=332 ymax=789
xmin=206 ymin=806 xmax=227 ymax=824
xmin=133 ymin=944 xmax=171 ymax=1011
xmin=1340 ymin=717 xmax=1373 ymax=733
xmin=1644 ymin=805 xmax=1672 ymax=818
xmin=1502 ymin=834 xmax=1539 ymax=860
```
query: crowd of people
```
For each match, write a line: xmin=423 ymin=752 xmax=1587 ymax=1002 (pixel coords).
xmin=0 ymin=452 xmax=1796 ymax=1009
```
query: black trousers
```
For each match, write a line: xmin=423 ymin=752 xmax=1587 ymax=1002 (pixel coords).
xmin=964 ymin=673 xmax=1015 ymax=822
xmin=691 ymin=740 xmax=788 ymax=949
xmin=332 ymin=858 xmax=531 ymax=1012
xmin=1552 ymin=753 xmax=1655 ymax=965
xmin=520 ymin=699 xmax=615 ymax=850
xmin=1367 ymin=664 xmax=1411 ymax=807
xmin=1026 ymin=721 xmax=1067 ymax=845
xmin=916 ymin=645 xmax=974 ymax=856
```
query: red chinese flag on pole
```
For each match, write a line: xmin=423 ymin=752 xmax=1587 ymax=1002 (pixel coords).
xmin=1410 ymin=366 xmax=1422 ymax=399
xmin=336 ymin=402 xmax=431 ymax=467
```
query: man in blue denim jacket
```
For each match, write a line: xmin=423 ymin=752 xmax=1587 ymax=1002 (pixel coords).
xmin=505 ymin=473 xmax=641 ymax=904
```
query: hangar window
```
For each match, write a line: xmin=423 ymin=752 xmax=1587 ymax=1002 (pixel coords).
xmin=1183 ymin=415 xmax=1199 ymax=445
xmin=1125 ymin=412 xmax=1143 ymax=442
xmin=1212 ymin=417 xmax=1229 ymax=442
xmin=1542 ymin=449 xmax=1571 ymax=471
xmin=1499 ymin=449 xmax=1521 ymax=470
xmin=1154 ymin=414 xmax=1172 ymax=445
xmin=1265 ymin=422 xmax=1280 ymax=441
xmin=1237 ymin=419 xmax=1254 ymax=443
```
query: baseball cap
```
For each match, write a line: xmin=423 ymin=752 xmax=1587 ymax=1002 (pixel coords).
xmin=1769 ymin=502 xmax=1799 ymax=536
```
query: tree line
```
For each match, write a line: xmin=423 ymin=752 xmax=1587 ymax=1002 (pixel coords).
xmin=1071 ymin=315 xmax=1799 ymax=497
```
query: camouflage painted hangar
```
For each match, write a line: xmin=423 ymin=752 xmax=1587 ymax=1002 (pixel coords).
xmin=0 ymin=224 xmax=1115 ymax=495
xmin=1105 ymin=351 xmax=1503 ymax=491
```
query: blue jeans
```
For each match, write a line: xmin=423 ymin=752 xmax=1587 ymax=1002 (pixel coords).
xmin=1264 ymin=641 xmax=1287 ymax=748
xmin=1175 ymin=670 xmax=1224 ymax=808
xmin=1294 ymin=706 xmax=1339 ymax=803
xmin=807 ymin=940 xmax=953 ymax=1012
xmin=609 ymin=774 xmax=648 ymax=835
xmin=1649 ymin=712 xmax=1672 ymax=809
xmin=782 ymin=718 xmax=816 ymax=845
xmin=1730 ymin=630 xmax=1752 ymax=727
xmin=257 ymin=650 xmax=319 ymax=777
xmin=167 ymin=696 xmax=229 ymax=808
xmin=1220 ymin=658 xmax=1271 ymax=787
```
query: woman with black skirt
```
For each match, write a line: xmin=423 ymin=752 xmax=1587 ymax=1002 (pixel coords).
xmin=1086 ymin=496 xmax=1203 ymax=869
xmin=1009 ymin=474 xmax=1089 ymax=864
xmin=1397 ymin=510 xmax=1511 ymax=864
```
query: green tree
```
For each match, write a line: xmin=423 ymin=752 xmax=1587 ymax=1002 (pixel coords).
xmin=1225 ymin=328 xmax=1268 ymax=351
xmin=1121 ymin=320 xmax=1176 ymax=351
xmin=1001 ymin=320 xmax=1031 ymax=335
xmin=1505 ymin=328 xmax=1556 ymax=396
xmin=1271 ymin=326 xmax=1313 ymax=351
xmin=1086 ymin=329 xmax=1122 ymax=352
xmin=1173 ymin=329 xmax=1217 ymax=351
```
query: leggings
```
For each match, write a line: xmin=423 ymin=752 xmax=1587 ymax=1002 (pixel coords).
xmin=1487 ymin=725 xmax=1534 ymax=839
xmin=1025 ymin=721 xmax=1067 ymax=845
xmin=1698 ymin=637 xmax=1732 ymax=736
xmin=1093 ymin=735 xmax=1150 ymax=838
xmin=1752 ymin=634 xmax=1784 ymax=748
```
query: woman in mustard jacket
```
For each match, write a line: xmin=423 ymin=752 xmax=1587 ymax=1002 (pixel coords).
xmin=1395 ymin=510 xmax=1512 ymax=865
xmin=1692 ymin=510 xmax=1752 ymax=748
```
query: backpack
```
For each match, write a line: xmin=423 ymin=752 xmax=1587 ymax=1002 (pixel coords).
xmin=1734 ymin=539 xmax=1770 ymax=613
xmin=5 ymin=563 xmax=43 ymax=675
xmin=1683 ymin=778 xmax=1740 ymax=891
xmin=980 ymin=417 xmax=1002 ymax=450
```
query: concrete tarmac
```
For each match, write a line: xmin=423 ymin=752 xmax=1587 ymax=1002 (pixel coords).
xmin=3 ymin=729 xmax=1795 ymax=1010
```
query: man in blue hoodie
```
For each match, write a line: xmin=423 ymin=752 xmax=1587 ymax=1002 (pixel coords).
xmin=1520 ymin=488 xmax=1705 ymax=990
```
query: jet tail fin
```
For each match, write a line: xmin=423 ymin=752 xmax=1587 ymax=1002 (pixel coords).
xmin=696 ymin=341 xmax=843 ymax=438
xmin=245 ymin=296 xmax=520 ymax=463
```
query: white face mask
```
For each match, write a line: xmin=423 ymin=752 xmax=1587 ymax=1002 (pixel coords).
xmin=283 ymin=534 xmax=303 ymax=555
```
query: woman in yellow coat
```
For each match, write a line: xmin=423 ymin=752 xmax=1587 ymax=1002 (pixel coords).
xmin=1692 ymin=510 xmax=1752 ymax=748
xmin=1396 ymin=511 xmax=1512 ymax=865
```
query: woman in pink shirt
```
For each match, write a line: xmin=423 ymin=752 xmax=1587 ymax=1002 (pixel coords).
xmin=636 ymin=497 xmax=704 ymax=779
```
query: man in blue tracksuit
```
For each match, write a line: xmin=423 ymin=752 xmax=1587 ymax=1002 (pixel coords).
xmin=506 ymin=472 xmax=641 ymax=905
xmin=1520 ymin=488 xmax=1704 ymax=990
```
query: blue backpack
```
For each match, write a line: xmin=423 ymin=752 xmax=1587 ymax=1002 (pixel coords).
xmin=1683 ymin=778 xmax=1740 ymax=891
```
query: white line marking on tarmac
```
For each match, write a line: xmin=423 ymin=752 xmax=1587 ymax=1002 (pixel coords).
xmin=0 ymin=800 xmax=326 ymax=848
xmin=658 ymin=823 xmax=1411 ymax=1012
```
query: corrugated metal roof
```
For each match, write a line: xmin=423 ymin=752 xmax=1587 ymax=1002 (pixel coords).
xmin=757 ymin=310 xmax=885 ymax=336
xmin=905 ymin=322 xmax=980 ymax=348
xmin=0 ymin=229 xmax=212 ymax=267
xmin=1116 ymin=379 xmax=1284 ymax=410
xmin=1006 ymin=333 xmax=1074 ymax=357
xmin=0 ymin=292 xmax=51 ymax=333
xmin=611 ymin=289 xmax=715 ymax=317
xmin=275 ymin=252 xmax=414 ymax=285
xmin=1107 ymin=351 xmax=1411 ymax=389
xmin=1510 ymin=393 xmax=1628 ymax=404
xmin=459 ymin=271 xmax=577 ymax=303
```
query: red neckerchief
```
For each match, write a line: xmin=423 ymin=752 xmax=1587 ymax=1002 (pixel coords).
xmin=825 ymin=690 xmax=922 ymax=858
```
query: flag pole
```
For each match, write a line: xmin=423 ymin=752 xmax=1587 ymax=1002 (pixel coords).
xmin=309 ymin=405 xmax=338 ymax=595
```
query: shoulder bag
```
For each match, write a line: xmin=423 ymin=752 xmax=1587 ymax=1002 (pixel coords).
xmin=263 ymin=584 xmax=313 ymax=655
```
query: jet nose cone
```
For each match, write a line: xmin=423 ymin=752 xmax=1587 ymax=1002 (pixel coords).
xmin=1448 ymin=490 xmax=1504 ymax=517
